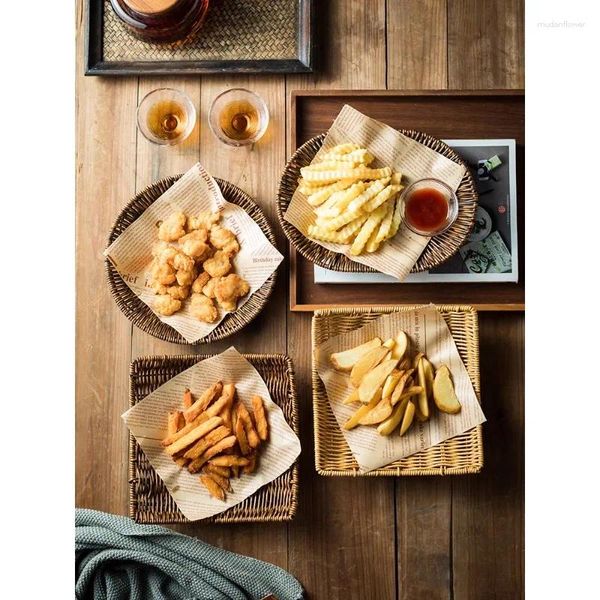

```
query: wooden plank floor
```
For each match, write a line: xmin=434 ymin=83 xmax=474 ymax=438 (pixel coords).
xmin=75 ymin=1 xmax=524 ymax=598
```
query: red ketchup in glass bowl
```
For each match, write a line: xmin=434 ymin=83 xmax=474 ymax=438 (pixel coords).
xmin=402 ymin=179 xmax=458 ymax=236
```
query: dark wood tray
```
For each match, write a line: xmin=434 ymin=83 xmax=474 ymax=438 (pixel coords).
xmin=288 ymin=90 xmax=525 ymax=312
xmin=85 ymin=0 xmax=313 ymax=75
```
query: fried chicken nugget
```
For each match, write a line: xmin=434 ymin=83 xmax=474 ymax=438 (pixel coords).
xmin=176 ymin=267 xmax=197 ymax=287
xmin=203 ymin=251 xmax=232 ymax=278
xmin=154 ymin=294 xmax=181 ymax=316
xmin=188 ymin=211 xmax=220 ymax=231
xmin=151 ymin=280 xmax=168 ymax=295
xmin=172 ymin=252 xmax=195 ymax=272
xmin=158 ymin=211 xmax=186 ymax=242
xmin=150 ymin=260 xmax=177 ymax=285
xmin=202 ymin=277 xmax=219 ymax=298
xmin=179 ymin=230 xmax=212 ymax=260
xmin=214 ymin=274 xmax=250 ymax=311
xmin=209 ymin=225 xmax=240 ymax=257
xmin=190 ymin=293 xmax=219 ymax=323
xmin=192 ymin=271 xmax=211 ymax=294
xmin=166 ymin=284 xmax=190 ymax=300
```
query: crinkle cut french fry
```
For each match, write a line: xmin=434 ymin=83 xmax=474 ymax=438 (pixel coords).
xmin=365 ymin=224 xmax=382 ymax=253
xmin=374 ymin=200 xmax=395 ymax=244
xmin=391 ymin=172 xmax=403 ymax=185
xmin=350 ymin=205 xmax=388 ymax=256
xmin=301 ymin=166 xmax=392 ymax=185
xmin=337 ymin=215 xmax=369 ymax=239
xmin=300 ymin=160 xmax=359 ymax=175
xmin=306 ymin=179 xmax=355 ymax=207
xmin=319 ymin=148 xmax=374 ymax=165
xmin=316 ymin=182 xmax=366 ymax=218
xmin=345 ymin=178 xmax=391 ymax=215
xmin=361 ymin=184 xmax=402 ymax=214
xmin=320 ymin=142 xmax=360 ymax=156
xmin=308 ymin=225 xmax=349 ymax=244
xmin=387 ymin=197 xmax=404 ymax=240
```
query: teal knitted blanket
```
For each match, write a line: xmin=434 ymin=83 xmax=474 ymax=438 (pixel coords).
xmin=75 ymin=509 xmax=304 ymax=600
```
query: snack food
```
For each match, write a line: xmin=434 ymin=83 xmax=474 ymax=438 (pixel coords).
xmin=299 ymin=144 xmax=405 ymax=255
xmin=162 ymin=384 xmax=270 ymax=501
xmin=330 ymin=331 xmax=461 ymax=437
xmin=148 ymin=210 xmax=250 ymax=322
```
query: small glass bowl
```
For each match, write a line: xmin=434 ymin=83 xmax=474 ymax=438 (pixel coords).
xmin=208 ymin=88 xmax=269 ymax=147
xmin=136 ymin=88 xmax=196 ymax=146
xmin=400 ymin=178 xmax=458 ymax=236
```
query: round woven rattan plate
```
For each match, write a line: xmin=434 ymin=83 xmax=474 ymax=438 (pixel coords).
xmin=276 ymin=132 xmax=478 ymax=273
xmin=106 ymin=175 xmax=278 ymax=345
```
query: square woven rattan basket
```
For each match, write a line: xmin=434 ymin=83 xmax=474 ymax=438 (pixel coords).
xmin=129 ymin=354 xmax=299 ymax=523
xmin=312 ymin=305 xmax=483 ymax=476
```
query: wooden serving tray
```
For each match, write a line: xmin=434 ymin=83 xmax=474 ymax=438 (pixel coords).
xmin=287 ymin=90 xmax=525 ymax=312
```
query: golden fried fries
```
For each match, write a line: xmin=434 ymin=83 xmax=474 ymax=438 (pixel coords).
xmin=332 ymin=332 xmax=462 ymax=439
xmin=252 ymin=396 xmax=269 ymax=441
xmin=200 ymin=474 xmax=225 ymax=501
xmin=164 ymin=416 xmax=222 ymax=457
xmin=183 ymin=381 xmax=223 ymax=423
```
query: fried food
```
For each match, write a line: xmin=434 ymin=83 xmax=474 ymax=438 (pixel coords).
xmin=332 ymin=331 xmax=462 ymax=438
xmin=148 ymin=209 xmax=247 ymax=322
xmin=214 ymin=274 xmax=250 ymax=312
xmin=203 ymin=251 xmax=232 ymax=278
xmin=190 ymin=293 xmax=218 ymax=323
xmin=202 ymin=277 xmax=219 ymax=298
xmin=433 ymin=365 xmax=462 ymax=414
xmin=166 ymin=284 xmax=190 ymax=301
xmin=154 ymin=294 xmax=181 ymax=316
xmin=192 ymin=271 xmax=211 ymax=294
xmin=188 ymin=211 xmax=220 ymax=231
xmin=299 ymin=145 xmax=405 ymax=255
xmin=163 ymin=379 xmax=272 ymax=501
xmin=200 ymin=474 xmax=225 ymax=500
xmin=330 ymin=337 xmax=382 ymax=371
xmin=251 ymin=395 xmax=268 ymax=441
xmin=210 ymin=225 xmax=240 ymax=256
xmin=151 ymin=261 xmax=177 ymax=286
xmin=158 ymin=211 xmax=186 ymax=242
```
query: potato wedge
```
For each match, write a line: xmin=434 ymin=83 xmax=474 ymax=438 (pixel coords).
xmin=382 ymin=338 xmax=396 ymax=350
xmin=391 ymin=331 xmax=409 ymax=361
xmin=343 ymin=388 xmax=360 ymax=405
xmin=358 ymin=359 xmax=399 ymax=404
xmin=350 ymin=346 xmax=390 ymax=387
xmin=344 ymin=388 xmax=382 ymax=430
xmin=377 ymin=397 xmax=410 ymax=436
xmin=433 ymin=365 xmax=462 ymax=414
xmin=399 ymin=400 xmax=416 ymax=436
xmin=416 ymin=357 xmax=430 ymax=421
xmin=358 ymin=395 xmax=393 ymax=425
xmin=330 ymin=337 xmax=382 ymax=371
xmin=422 ymin=357 xmax=435 ymax=400
xmin=390 ymin=369 xmax=414 ymax=405
xmin=382 ymin=369 xmax=402 ymax=400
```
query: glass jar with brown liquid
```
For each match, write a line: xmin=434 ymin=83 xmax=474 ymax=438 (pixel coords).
xmin=109 ymin=0 xmax=210 ymax=43
xmin=208 ymin=89 xmax=270 ymax=147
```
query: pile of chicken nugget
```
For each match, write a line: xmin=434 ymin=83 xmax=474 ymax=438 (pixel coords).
xmin=149 ymin=210 xmax=250 ymax=323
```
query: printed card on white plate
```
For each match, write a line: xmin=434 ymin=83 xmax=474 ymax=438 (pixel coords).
xmin=122 ymin=347 xmax=301 ymax=521
xmin=104 ymin=163 xmax=283 ymax=343
xmin=314 ymin=306 xmax=486 ymax=472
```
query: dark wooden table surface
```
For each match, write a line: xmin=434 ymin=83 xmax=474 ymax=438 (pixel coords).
xmin=76 ymin=1 xmax=524 ymax=598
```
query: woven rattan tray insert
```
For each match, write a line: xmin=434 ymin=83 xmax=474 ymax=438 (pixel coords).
xmin=312 ymin=305 xmax=483 ymax=476
xmin=129 ymin=354 xmax=299 ymax=523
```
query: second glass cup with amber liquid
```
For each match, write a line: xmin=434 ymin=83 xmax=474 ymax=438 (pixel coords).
xmin=209 ymin=89 xmax=269 ymax=146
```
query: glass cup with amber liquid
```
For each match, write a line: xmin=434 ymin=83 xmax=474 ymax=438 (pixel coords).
xmin=208 ymin=89 xmax=269 ymax=147
xmin=137 ymin=88 xmax=196 ymax=145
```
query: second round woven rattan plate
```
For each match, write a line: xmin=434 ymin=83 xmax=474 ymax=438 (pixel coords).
xmin=106 ymin=175 xmax=278 ymax=345
xmin=276 ymin=132 xmax=478 ymax=273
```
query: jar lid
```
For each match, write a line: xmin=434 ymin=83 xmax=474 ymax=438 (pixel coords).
xmin=122 ymin=0 xmax=181 ymax=15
